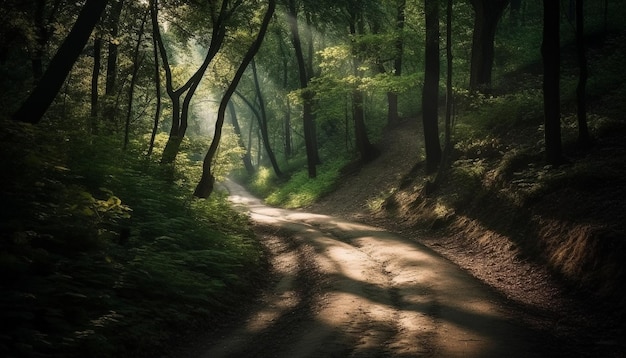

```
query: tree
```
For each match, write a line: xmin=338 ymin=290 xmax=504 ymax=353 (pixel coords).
xmin=105 ymin=0 xmax=125 ymax=96
xmin=575 ymin=0 xmax=590 ymax=146
xmin=346 ymin=1 xmax=379 ymax=163
xmin=251 ymin=58 xmax=283 ymax=177
xmin=469 ymin=0 xmax=509 ymax=92
xmin=228 ymin=100 xmax=255 ymax=175
xmin=90 ymin=36 xmax=102 ymax=133
xmin=387 ymin=0 xmax=406 ymax=126
xmin=12 ymin=0 xmax=109 ymax=124
xmin=444 ymin=0 xmax=453 ymax=158
xmin=541 ymin=0 xmax=563 ymax=165
xmin=286 ymin=0 xmax=319 ymax=178
xmin=147 ymin=0 xmax=162 ymax=157
xmin=124 ymin=8 xmax=149 ymax=150
xmin=152 ymin=0 xmax=231 ymax=164
xmin=194 ymin=0 xmax=276 ymax=198
xmin=422 ymin=0 xmax=442 ymax=173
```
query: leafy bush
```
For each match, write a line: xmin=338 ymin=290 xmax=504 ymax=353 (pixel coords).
xmin=0 ymin=119 xmax=264 ymax=357
xmin=455 ymin=89 xmax=544 ymax=140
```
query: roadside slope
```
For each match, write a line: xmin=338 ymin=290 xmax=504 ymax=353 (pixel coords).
xmin=309 ymin=119 xmax=626 ymax=356
xmin=177 ymin=180 xmax=560 ymax=358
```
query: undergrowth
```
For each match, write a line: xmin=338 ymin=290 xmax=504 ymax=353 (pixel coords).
xmin=248 ymin=156 xmax=350 ymax=209
xmin=0 ymin=120 xmax=263 ymax=357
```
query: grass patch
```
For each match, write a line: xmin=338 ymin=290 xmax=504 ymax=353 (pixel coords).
xmin=249 ymin=157 xmax=349 ymax=209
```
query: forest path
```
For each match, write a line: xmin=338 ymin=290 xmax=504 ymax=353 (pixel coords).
xmin=179 ymin=180 xmax=551 ymax=358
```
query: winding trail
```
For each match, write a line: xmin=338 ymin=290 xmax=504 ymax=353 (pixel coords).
xmin=185 ymin=180 xmax=549 ymax=357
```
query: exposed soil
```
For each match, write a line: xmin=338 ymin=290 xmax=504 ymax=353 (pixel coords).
xmin=171 ymin=115 xmax=626 ymax=356
xmin=173 ymin=180 xmax=567 ymax=357
xmin=170 ymin=119 xmax=625 ymax=357
xmin=309 ymin=119 xmax=626 ymax=357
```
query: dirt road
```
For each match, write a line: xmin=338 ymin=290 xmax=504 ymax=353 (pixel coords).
xmin=180 ymin=180 xmax=554 ymax=358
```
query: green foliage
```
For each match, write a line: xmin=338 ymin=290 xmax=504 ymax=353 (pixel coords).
xmin=454 ymin=88 xmax=544 ymax=140
xmin=259 ymin=157 xmax=349 ymax=208
xmin=0 ymin=119 xmax=263 ymax=358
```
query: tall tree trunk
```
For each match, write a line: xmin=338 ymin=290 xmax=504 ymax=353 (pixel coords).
xmin=194 ymin=0 xmax=275 ymax=198
xmin=155 ymin=0 xmax=230 ymax=164
xmin=542 ymin=0 xmax=563 ymax=165
xmin=469 ymin=0 xmax=509 ymax=92
xmin=352 ymin=89 xmax=377 ymax=162
xmin=304 ymin=11 xmax=321 ymax=165
xmin=124 ymin=9 xmax=148 ymax=150
xmin=284 ymin=101 xmax=292 ymax=158
xmin=422 ymin=0 xmax=442 ymax=173
xmin=444 ymin=0 xmax=453 ymax=155
xmin=90 ymin=36 xmax=102 ymax=133
xmin=12 ymin=0 xmax=109 ymax=124
xmin=287 ymin=0 xmax=317 ymax=178
xmin=105 ymin=0 xmax=124 ymax=96
xmin=435 ymin=0 xmax=454 ymax=187
xmin=103 ymin=0 xmax=124 ymax=124
xmin=349 ymin=9 xmax=378 ymax=163
xmin=388 ymin=0 xmax=405 ymax=126
xmin=147 ymin=0 xmax=161 ymax=157
xmin=228 ymin=100 xmax=255 ymax=175
xmin=251 ymin=59 xmax=282 ymax=177
xmin=575 ymin=0 xmax=590 ymax=146
xmin=279 ymin=38 xmax=293 ymax=158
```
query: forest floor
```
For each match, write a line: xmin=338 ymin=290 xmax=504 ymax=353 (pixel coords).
xmin=309 ymin=118 xmax=626 ymax=357
xmin=172 ymin=180 xmax=565 ymax=357
xmin=171 ymin=119 xmax=626 ymax=357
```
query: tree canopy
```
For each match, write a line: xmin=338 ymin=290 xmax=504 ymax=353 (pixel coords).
xmin=2 ymin=0 xmax=626 ymax=356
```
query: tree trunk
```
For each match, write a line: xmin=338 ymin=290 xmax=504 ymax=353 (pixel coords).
xmin=228 ymin=100 xmax=255 ymax=175
xmin=251 ymin=59 xmax=282 ymax=177
xmin=469 ymin=0 xmax=509 ymax=92
xmin=304 ymin=11 xmax=321 ymax=166
xmin=194 ymin=0 xmax=275 ymax=198
xmin=434 ymin=0 xmax=454 ymax=187
xmin=156 ymin=0 xmax=230 ymax=164
xmin=444 ymin=0 xmax=453 ymax=154
xmin=284 ymin=100 xmax=292 ymax=158
xmin=147 ymin=0 xmax=162 ymax=157
xmin=349 ymin=8 xmax=378 ymax=163
xmin=287 ymin=0 xmax=317 ymax=178
xmin=353 ymin=89 xmax=378 ymax=162
xmin=105 ymin=0 xmax=124 ymax=96
xmin=280 ymin=42 xmax=292 ymax=158
xmin=575 ymin=0 xmax=590 ymax=146
xmin=542 ymin=0 xmax=563 ymax=165
xmin=90 ymin=36 xmax=102 ymax=134
xmin=124 ymin=9 xmax=148 ymax=150
xmin=422 ymin=0 xmax=442 ymax=173
xmin=388 ymin=0 xmax=406 ymax=126
xmin=12 ymin=0 xmax=109 ymax=124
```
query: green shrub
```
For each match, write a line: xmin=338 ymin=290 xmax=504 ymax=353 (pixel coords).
xmin=0 ymin=119 xmax=264 ymax=358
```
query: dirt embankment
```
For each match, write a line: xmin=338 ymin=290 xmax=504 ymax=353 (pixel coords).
xmin=309 ymin=119 xmax=626 ymax=357
xmin=173 ymin=180 xmax=566 ymax=358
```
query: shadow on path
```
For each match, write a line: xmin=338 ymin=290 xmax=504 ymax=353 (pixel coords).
xmin=177 ymin=180 xmax=563 ymax=358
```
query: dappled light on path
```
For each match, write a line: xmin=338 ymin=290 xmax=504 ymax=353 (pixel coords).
xmin=192 ymin=180 xmax=546 ymax=357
